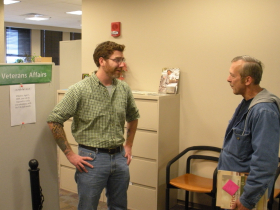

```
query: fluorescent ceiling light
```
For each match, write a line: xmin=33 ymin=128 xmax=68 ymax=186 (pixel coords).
xmin=4 ymin=0 xmax=20 ymax=5
xmin=25 ymin=17 xmax=50 ymax=21
xmin=24 ymin=14 xmax=50 ymax=21
xmin=66 ymin=11 xmax=82 ymax=15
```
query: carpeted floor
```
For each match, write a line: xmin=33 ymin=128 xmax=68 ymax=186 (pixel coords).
xmin=59 ymin=189 xmax=107 ymax=210
xmin=59 ymin=188 xmax=193 ymax=210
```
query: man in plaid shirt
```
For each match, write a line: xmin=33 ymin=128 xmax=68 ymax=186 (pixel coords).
xmin=47 ymin=41 xmax=140 ymax=210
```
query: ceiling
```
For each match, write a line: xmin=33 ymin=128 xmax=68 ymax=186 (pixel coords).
xmin=4 ymin=0 xmax=82 ymax=30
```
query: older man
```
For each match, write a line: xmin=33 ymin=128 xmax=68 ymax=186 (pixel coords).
xmin=218 ymin=55 xmax=280 ymax=210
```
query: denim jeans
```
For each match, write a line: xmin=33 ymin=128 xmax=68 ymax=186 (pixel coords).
xmin=75 ymin=146 xmax=130 ymax=210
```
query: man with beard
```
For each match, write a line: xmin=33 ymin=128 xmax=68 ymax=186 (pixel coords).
xmin=47 ymin=41 xmax=140 ymax=210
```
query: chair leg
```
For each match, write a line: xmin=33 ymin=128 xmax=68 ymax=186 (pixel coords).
xmin=166 ymin=188 xmax=170 ymax=210
xmin=185 ymin=191 xmax=189 ymax=210
xmin=268 ymin=200 xmax=272 ymax=210
xmin=211 ymin=196 xmax=216 ymax=210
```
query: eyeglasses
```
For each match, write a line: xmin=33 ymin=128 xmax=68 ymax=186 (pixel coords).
xmin=108 ymin=58 xmax=126 ymax=64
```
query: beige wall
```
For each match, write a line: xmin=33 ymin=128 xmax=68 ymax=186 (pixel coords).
xmin=60 ymin=40 xmax=82 ymax=89
xmin=31 ymin=29 xmax=41 ymax=56
xmin=63 ymin=32 xmax=71 ymax=41
xmin=82 ymin=0 xmax=280 ymax=203
xmin=0 ymin=1 xmax=4 ymax=63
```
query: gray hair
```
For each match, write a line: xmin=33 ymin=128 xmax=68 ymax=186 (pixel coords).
xmin=231 ymin=55 xmax=263 ymax=85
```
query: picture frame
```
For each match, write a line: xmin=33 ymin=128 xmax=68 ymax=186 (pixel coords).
xmin=82 ymin=73 xmax=90 ymax=79
xmin=158 ymin=68 xmax=180 ymax=94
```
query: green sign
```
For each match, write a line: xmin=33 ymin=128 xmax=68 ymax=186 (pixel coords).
xmin=0 ymin=64 xmax=52 ymax=85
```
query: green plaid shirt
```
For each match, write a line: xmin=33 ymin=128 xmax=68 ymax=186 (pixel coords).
xmin=47 ymin=74 xmax=140 ymax=148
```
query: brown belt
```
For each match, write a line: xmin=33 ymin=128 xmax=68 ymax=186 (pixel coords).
xmin=79 ymin=144 xmax=122 ymax=154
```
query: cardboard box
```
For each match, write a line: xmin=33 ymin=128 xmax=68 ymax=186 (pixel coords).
xmin=35 ymin=57 xmax=52 ymax=62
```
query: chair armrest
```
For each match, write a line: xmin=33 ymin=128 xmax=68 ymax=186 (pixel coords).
xmin=166 ymin=146 xmax=221 ymax=187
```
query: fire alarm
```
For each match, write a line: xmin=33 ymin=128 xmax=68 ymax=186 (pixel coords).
xmin=111 ymin=22 xmax=121 ymax=37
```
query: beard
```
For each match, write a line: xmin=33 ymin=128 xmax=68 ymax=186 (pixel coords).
xmin=105 ymin=67 xmax=122 ymax=79
xmin=114 ymin=68 xmax=122 ymax=78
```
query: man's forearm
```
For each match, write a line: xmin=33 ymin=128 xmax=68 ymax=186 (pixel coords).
xmin=125 ymin=119 xmax=138 ymax=147
xmin=47 ymin=122 xmax=73 ymax=156
xmin=48 ymin=122 xmax=93 ymax=172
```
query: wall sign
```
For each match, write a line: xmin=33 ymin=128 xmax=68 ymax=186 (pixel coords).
xmin=0 ymin=63 xmax=52 ymax=86
xmin=10 ymin=84 xmax=36 ymax=126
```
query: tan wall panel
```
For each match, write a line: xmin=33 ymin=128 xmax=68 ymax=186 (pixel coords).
xmin=0 ymin=1 xmax=4 ymax=63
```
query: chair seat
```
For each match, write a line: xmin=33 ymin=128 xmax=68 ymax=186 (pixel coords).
xmin=274 ymin=188 xmax=280 ymax=198
xmin=170 ymin=173 xmax=213 ymax=193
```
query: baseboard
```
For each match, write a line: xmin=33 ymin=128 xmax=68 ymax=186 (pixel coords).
xmin=177 ymin=200 xmax=213 ymax=210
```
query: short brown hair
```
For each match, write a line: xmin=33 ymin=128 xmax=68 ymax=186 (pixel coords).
xmin=231 ymin=55 xmax=263 ymax=85
xmin=93 ymin=41 xmax=125 ymax=67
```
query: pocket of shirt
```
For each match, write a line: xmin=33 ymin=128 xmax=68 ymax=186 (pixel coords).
xmin=227 ymin=127 xmax=252 ymax=161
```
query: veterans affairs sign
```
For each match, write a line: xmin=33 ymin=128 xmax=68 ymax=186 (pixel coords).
xmin=0 ymin=63 xmax=52 ymax=85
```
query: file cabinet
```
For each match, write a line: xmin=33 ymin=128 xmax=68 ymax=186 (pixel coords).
xmin=57 ymin=90 xmax=180 ymax=209
xmin=127 ymin=94 xmax=180 ymax=210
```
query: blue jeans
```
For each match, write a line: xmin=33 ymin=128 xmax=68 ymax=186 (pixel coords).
xmin=75 ymin=146 xmax=130 ymax=210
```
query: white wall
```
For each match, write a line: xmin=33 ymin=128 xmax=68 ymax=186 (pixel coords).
xmin=63 ymin=32 xmax=70 ymax=41
xmin=31 ymin=29 xmax=41 ymax=57
xmin=59 ymin=40 xmax=82 ymax=89
xmin=0 ymin=1 xmax=4 ymax=63
xmin=82 ymin=0 xmax=280 ymax=204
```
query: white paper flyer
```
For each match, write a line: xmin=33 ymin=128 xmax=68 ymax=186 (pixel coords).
xmin=10 ymin=84 xmax=36 ymax=126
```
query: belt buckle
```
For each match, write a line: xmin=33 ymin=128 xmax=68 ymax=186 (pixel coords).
xmin=108 ymin=148 xmax=115 ymax=154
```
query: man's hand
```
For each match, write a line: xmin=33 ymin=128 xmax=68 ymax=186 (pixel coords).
xmin=123 ymin=144 xmax=132 ymax=165
xmin=66 ymin=151 xmax=93 ymax=173
xmin=48 ymin=122 xmax=93 ymax=172
xmin=232 ymin=199 xmax=251 ymax=210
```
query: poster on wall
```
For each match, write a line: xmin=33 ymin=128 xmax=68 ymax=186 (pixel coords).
xmin=158 ymin=68 xmax=180 ymax=94
xmin=10 ymin=84 xmax=36 ymax=126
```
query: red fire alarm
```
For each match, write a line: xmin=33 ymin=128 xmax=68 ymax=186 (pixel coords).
xmin=111 ymin=22 xmax=121 ymax=37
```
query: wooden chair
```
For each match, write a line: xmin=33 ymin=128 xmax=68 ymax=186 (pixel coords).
xmin=166 ymin=146 xmax=221 ymax=210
